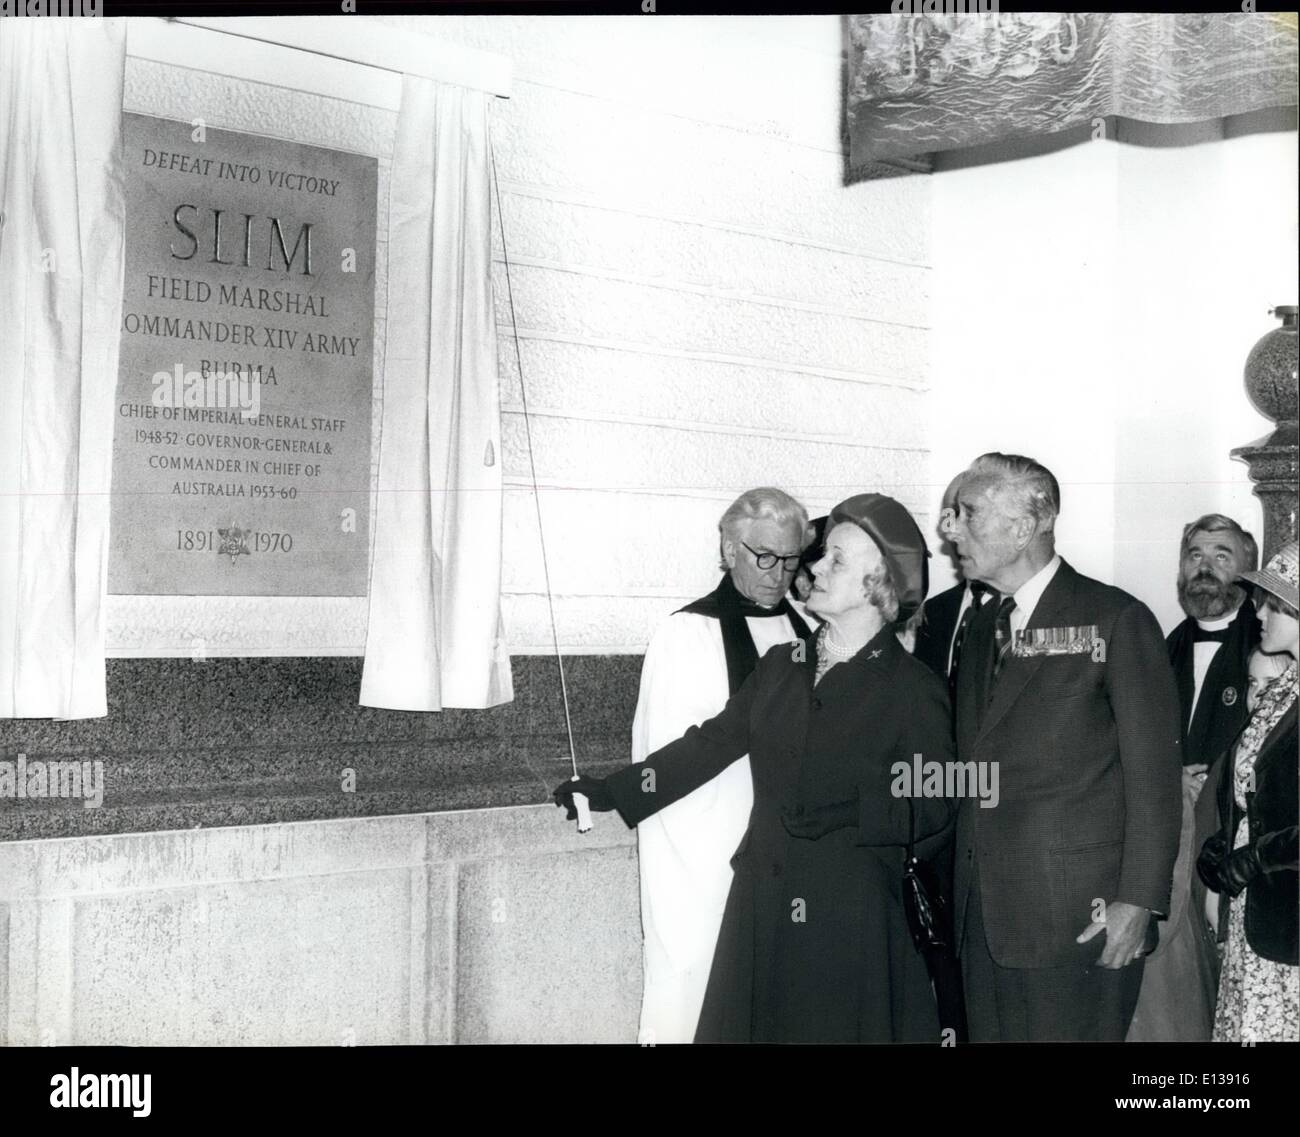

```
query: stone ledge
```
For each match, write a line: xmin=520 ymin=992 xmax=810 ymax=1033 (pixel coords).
xmin=0 ymin=804 xmax=636 ymax=899
xmin=0 ymin=656 xmax=643 ymax=843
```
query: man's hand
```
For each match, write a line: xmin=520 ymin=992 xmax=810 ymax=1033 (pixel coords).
xmin=1075 ymin=900 xmax=1152 ymax=969
xmin=552 ymin=775 xmax=614 ymax=820
xmin=780 ymin=799 xmax=856 ymax=840
xmin=1182 ymin=764 xmax=1208 ymax=803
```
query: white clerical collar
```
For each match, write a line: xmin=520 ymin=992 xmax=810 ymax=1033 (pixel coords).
xmin=1010 ymin=553 xmax=1062 ymax=624
xmin=1195 ymin=602 xmax=1241 ymax=633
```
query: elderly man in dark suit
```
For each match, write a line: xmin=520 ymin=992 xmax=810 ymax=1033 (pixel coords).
xmin=943 ymin=452 xmax=1182 ymax=1041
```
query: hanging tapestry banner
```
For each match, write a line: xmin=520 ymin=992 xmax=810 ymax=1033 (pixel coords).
xmin=847 ymin=13 xmax=1299 ymax=170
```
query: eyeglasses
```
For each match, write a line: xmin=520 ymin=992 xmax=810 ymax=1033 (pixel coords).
xmin=741 ymin=541 xmax=802 ymax=573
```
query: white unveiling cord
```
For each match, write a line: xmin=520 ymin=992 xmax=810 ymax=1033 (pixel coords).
xmin=489 ymin=132 xmax=591 ymax=833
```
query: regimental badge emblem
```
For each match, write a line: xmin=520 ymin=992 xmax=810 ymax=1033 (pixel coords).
xmin=1222 ymin=686 xmax=1238 ymax=707
xmin=1012 ymin=624 xmax=1104 ymax=659
xmin=217 ymin=526 xmax=252 ymax=564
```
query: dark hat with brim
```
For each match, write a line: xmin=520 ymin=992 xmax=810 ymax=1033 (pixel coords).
xmin=829 ymin=493 xmax=930 ymax=620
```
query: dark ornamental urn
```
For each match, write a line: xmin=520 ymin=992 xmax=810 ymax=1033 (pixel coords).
xmin=1233 ymin=305 xmax=1298 ymax=558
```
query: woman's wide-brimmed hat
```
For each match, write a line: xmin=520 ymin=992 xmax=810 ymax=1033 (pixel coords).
xmin=828 ymin=493 xmax=929 ymax=620
xmin=1239 ymin=538 xmax=1299 ymax=611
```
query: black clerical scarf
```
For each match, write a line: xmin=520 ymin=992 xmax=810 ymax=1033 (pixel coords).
xmin=677 ymin=574 xmax=812 ymax=695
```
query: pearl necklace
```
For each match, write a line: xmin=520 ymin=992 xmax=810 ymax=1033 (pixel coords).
xmin=820 ymin=625 xmax=856 ymax=659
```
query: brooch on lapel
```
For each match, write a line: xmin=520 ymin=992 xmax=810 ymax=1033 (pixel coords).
xmin=1222 ymin=687 xmax=1238 ymax=707
xmin=1012 ymin=624 xmax=1107 ymax=662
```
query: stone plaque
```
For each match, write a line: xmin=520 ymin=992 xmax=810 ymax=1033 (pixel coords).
xmin=109 ymin=114 xmax=376 ymax=596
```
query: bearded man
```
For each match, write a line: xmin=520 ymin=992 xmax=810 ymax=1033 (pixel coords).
xmin=1167 ymin=515 xmax=1262 ymax=773
xmin=1128 ymin=514 xmax=1262 ymax=1040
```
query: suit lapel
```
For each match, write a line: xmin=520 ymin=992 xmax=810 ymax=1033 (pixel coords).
xmin=976 ymin=561 xmax=1079 ymax=744
xmin=956 ymin=596 xmax=995 ymax=747
xmin=1170 ymin=623 xmax=1195 ymax=737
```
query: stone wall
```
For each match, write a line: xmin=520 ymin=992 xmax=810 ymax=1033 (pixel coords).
xmin=0 ymin=656 xmax=638 ymax=841
xmin=0 ymin=805 xmax=640 ymax=1045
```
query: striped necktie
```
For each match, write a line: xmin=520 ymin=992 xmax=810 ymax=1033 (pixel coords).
xmin=990 ymin=595 xmax=1017 ymax=688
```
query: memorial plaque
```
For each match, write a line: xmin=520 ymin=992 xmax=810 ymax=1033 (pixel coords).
xmin=109 ymin=114 xmax=377 ymax=596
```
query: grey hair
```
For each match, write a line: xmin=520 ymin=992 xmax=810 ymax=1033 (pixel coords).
xmin=717 ymin=487 xmax=810 ymax=570
xmin=940 ymin=472 xmax=965 ymax=514
xmin=863 ymin=558 xmax=901 ymax=624
xmin=965 ymin=452 xmax=1060 ymax=533
xmin=1180 ymin=514 xmax=1259 ymax=572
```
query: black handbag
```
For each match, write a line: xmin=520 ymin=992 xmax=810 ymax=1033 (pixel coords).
xmin=902 ymin=796 xmax=950 ymax=953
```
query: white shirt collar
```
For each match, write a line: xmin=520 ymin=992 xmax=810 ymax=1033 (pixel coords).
xmin=1009 ymin=553 xmax=1062 ymax=627
xmin=1195 ymin=600 xmax=1242 ymax=633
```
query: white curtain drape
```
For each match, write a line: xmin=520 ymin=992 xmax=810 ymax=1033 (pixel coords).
xmin=0 ymin=20 xmax=126 ymax=719
xmin=360 ymin=77 xmax=512 ymax=710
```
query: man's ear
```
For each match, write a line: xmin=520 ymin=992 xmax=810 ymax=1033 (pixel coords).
xmin=721 ymin=538 xmax=738 ymax=569
xmin=1012 ymin=514 xmax=1037 ymax=550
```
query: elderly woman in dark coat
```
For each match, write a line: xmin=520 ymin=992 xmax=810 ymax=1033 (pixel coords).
xmin=557 ymin=494 xmax=957 ymax=1043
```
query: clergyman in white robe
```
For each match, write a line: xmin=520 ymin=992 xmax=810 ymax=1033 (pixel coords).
xmin=631 ymin=607 xmax=807 ymax=1043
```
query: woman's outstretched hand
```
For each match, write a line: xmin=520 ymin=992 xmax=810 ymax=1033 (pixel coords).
xmin=553 ymin=775 xmax=615 ymax=820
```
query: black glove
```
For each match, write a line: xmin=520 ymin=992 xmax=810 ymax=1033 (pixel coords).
xmin=1199 ymin=828 xmax=1264 ymax=898
xmin=552 ymin=775 xmax=614 ymax=820
xmin=781 ymin=798 xmax=857 ymax=840
xmin=1196 ymin=831 xmax=1228 ymax=892
xmin=1213 ymin=844 xmax=1263 ymax=898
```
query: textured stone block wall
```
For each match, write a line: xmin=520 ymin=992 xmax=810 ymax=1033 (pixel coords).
xmin=0 ymin=806 xmax=640 ymax=1045
xmin=457 ymin=14 xmax=933 ymax=652
xmin=108 ymin=16 xmax=931 ymax=657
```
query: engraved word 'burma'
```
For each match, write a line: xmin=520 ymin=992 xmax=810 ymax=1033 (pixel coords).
xmin=152 ymin=364 xmax=260 ymax=419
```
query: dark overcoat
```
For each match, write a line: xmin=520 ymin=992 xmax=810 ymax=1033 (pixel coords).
xmin=606 ymin=625 xmax=956 ymax=1044
xmin=1213 ymin=700 xmax=1298 ymax=965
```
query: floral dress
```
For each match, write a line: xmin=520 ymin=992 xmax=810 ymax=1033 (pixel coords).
xmin=1212 ymin=664 xmax=1299 ymax=1042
